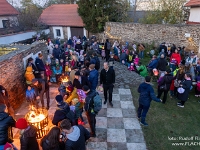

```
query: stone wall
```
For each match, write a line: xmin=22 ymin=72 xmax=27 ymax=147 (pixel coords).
xmin=101 ymin=22 xmax=200 ymax=49
xmin=0 ymin=42 xmax=48 ymax=109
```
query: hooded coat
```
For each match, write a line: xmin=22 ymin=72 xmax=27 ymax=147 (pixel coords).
xmin=88 ymin=69 xmax=99 ymax=91
xmin=25 ymin=66 xmax=35 ymax=84
xmin=35 ymin=57 xmax=45 ymax=71
xmin=20 ymin=125 xmax=39 ymax=150
xmin=0 ymin=112 xmax=15 ymax=145
xmin=137 ymin=65 xmax=148 ymax=77
xmin=138 ymin=82 xmax=161 ymax=106
xmin=178 ymin=79 xmax=192 ymax=101
xmin=65 ymin=125 xmax=90 ymax=150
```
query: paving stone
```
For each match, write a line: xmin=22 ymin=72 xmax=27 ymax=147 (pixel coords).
xmin=127 ymin=143 xmax=147 ymax=150
xmin=123 ymin=118 xmax=141 ymax=129
xmin=107 ymin=101 xmax=121 ymax=108
xmin=97 ymin=108 xmax=107 ymax=117
xmin=89 ymin=128 xmax=107 ymax=142
xmin=125 ymin=129 xmax=145 ymax=143
xmin=107 ymin=129 xmax=126 ymax=142
xmin=122 ymin=108 xmax=137 ymax=118
xmin=120 ymin=101 xmax=135 ymax=109
xmin=96 ymin=117 xmax=107 ymax=129
xmin=112 ymin=94 xmax=120 ymax=101
xmin=107 ymin=117 xmax=124 ymax=129
xmin=107 ymin=108 xmax=123 ymax=117
xmin=119 ymin=89 xmax=132 ymax=95
xmin=107 ymin=142 xmax=128 ymax=150
xmin=87 ymin=142 xmax=107 ymax=150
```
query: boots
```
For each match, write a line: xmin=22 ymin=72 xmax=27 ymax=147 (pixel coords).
xmin=140 ymin=117 xmax=148 ymax=126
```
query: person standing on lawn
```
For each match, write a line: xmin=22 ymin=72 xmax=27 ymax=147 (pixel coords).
xmin=137 ymin=76 xmax=162 ymax=126
xmin=100 ymin=62 xmax=115 ymax=107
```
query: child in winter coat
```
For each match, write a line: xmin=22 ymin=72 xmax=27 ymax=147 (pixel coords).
xmin=134 ymin=55 xmax=140 ymax=66
xmin=25 ymin=65 xmax=35 ymax=85
xmin=79 ymin=50 xmax=84 ymax=65
xmin=60 ymin=59 xmax=65 ymax=72
xmin=71 ymin=98 xmax=84 ymax=125
xmin=26 ymin=85 xmax=38 ymax=108
xmin=65 ymin=61 xmax=71 ymax=76
xmin=101 ymin=49 xmax=105 ymax=60
xmin=44 ymin=61 xmax=52 ymax=81
xmin=52 ymin=59 xmax=63 ymax=83
xmin=128 ymin=63 xmax=135 ymax=71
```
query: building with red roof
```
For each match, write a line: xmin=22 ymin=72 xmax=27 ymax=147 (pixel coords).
xmin=0 ymin=0 xmax=19 ymax=28
xmin=39 ymin=4 xmax=86 ymax=39
xmin=185 ymin=0 xmax=200 ymax=24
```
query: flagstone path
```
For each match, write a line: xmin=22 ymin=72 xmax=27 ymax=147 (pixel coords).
xmin=12 ymin=61 xmax=147 ymax=150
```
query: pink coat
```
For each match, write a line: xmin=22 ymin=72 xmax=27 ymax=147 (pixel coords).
xmin=134 ymin=58 xmax=140 ymax=65
xmin=45 ymin=65 xmax=52 ymax=76
xmin=128 ymin=65 xmax=135 ymax=71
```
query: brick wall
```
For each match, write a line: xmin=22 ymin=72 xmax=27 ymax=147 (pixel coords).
xmin=97 ymin=22 xmax=200 ymax=49
xmin=0 ymin=42 xmax=48 ymax=109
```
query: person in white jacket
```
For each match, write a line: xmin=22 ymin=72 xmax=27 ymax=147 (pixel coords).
xmin=47 ymin=41 xmax=54 ymax=55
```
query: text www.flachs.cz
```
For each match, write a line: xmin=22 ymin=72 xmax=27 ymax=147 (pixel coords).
xmin=172 ymin=142 xmax=200 ymax=146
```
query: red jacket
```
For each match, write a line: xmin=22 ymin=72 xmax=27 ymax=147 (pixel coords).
xmin=45 ymin=65 xmax=52 ymax=76
xmin=170 ymin=53 xmax=181 ymax=65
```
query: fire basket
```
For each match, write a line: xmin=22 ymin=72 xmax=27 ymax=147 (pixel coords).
xmin=25 ymin=107 xmax=49 ymax=139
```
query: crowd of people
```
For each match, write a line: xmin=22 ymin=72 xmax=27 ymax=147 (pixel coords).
xmin=0 ymin=35 xmax=199 ymax=149
xmin=0 ymin=35 xmax=116 ymax=150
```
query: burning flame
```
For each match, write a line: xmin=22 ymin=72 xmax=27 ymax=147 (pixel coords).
xmin=62 ymin=77 xmax=69 ymax=83
xmin=27 ymin=105 xmax=45 ymax=123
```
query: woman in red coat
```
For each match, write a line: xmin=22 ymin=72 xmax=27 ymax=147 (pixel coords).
xmin=170 ymin=49 xmax=181 ymax=71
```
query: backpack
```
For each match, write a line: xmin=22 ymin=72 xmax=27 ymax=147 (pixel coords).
xmin=61 ymin=109 xmax=76 ymax=125
xmin=90 ymin=92 xmax=102 ymax=114
xmin=107 ymin=42 xmax=111 ymax=50
xmin=197 ymin=82 xmax=200 ymax=91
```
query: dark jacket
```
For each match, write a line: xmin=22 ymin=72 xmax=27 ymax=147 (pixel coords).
xmin=32 ymin=78 xmax=49 ymax=97
xmin=158 ymin=74 xmax=173 ymax=90
xmin=53 ymin=48 xmax=61 ymax=59
xmin=65 ymin=125 xmax=90 ymax=150
xmin=20 ymin=125 xmax=39 ymax=150
xmin=127 ymin=54 xmax=134 ymax=64
xmin=73 ymin=76 xmax=90 ymax=89
xmin=90 ymin=56 xmax=100 ymax=70
xmin=148 ymin=59 xmax=158 ymax=69
xmin=138 ymin=82 xmax=161 ymax=106
xmin=52 ymin=103 xmax=75 ymax=126
xmin=75 ymin=44 xmax=82 ymax=50
xmin=178 ymin=80 xmax=192 ymax=101
xmin=35 ymin=57 xmax=45 ymax=71
xmin=100 ymin=67 xmax=115 ymax=85
xmin=120 ymin=52 xmax=127 ymax=61
xmin=0 ymin=112 xmax=15 ymax=145
xmin=157 ymin=58 xmax=167 ymax=71
xmin=84 ymin=90 xmax=96 ymax=112
xmin=88 ymin=69 xmax=99 ymax=91
xmin=40 ymin=136 xmax=64 ymax=150
xmin=159 ymin=44 xmax=167 ymax=54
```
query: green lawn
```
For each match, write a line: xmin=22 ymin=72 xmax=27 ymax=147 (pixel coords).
xmin=131 ymin=56 xmax=200 ymax=150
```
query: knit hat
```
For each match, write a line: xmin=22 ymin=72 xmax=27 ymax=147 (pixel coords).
xmin=32 ymin=78 xmax=38 ymax=84
xmin=66 ymin=85 xmax=74 ymax=93
xmin=82 ymin=85 xmax=90 ymax=92
xmin=55 ymin=95 xmax=63 ymax=105
xmin=16 ymin=118 xmax=28 ymax=129
xmin=75 ymin=71 xmax=81 ymax=76
xmin=4 ymin=142 xmax=13 ymax=150
xmin=0 ymin=104 xmax=6 ymax=112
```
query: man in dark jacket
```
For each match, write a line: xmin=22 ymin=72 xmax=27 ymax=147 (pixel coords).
xmin=104 ymin=39 xmax=111 ymax=61
xmin=159 ymin=42 xmax=167 ymax=55
xmin=90 ymin=52 xmax=100 ymax=71
xmin=157 ymin=54 xmax=168 ymax=77
xmin=15 ymin=118 xmax=39 ymax=150
xmin=60 ymin=119 xmax=90 ymax=150
xmin=0 ymin=104 xmax=15 ymax=146
xmin=53 ymin=44 xmax=61 ymax=60
xmin=73 ymin=71 xmax=90 ymax=89
xmin=157 ymin=69 xmax=173 ymax=104
xmin=82 ymin=85 xmax=96 ymax=137
xmin=138 ymin=76 xmax=162 ymax=126
xmin=88 ymin=64 xmax=99 ymax=92
xmin=35 ymin=53 xmax=45 ymax=77
xmin=32 ymin=78 xmax=50 ymax=109
xmin=100 ymin=62 xmax=115 ymax=107
xmin=52 ymin=95 xmax=76 ymax=126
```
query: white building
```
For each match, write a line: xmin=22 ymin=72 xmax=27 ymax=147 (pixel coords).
xmin=39 ymin=4 xmax=86 ymax=40
xmin=0 ymin=0 xmax=19 ymax=29
xmin=185 ymin=0 xmax=200 ymax=24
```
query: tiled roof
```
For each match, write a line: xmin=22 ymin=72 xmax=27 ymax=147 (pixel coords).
xmin=185 ymin=0 xmax=200 ymax=7
xmin=186 ymin=21 xmax=200 ymax=24
xmin=0 ymin=0 xmax=19 ymax=16
xmin=39 ymin=4 xmax=84 ymax=27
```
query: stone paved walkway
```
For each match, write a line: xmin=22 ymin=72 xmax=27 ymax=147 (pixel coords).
xmin=12 ymin=60 xmax=147 ymax=150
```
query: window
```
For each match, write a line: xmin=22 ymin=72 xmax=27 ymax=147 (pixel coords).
xmin=56 ymin=29 xmax=61 ymax=36
xmin=2 ymin=20 xmax=9 ymax=28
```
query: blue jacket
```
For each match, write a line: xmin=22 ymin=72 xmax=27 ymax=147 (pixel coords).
xmin=88 ymin=69 xmax=99 ymax=91
xmin=52 ymin=65 xmax=62 ymax=75
xmin=53 ymin=48 xmax=61 ymax=59
xmin=113 ymin=47 xmax=118 ymax=56
xmin=138 ymin=82 xmax=161 ymax=106
xmin=35 ymin=57 xmax=45 ymax=71
xmin=148 ymin=59 xmax=158 ymax=69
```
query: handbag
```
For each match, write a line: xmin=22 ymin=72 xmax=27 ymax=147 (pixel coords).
xmin=174 ymin=79 xmax=180 ymax=87
xmin=159 ymin=77 xmax=167 ymax=91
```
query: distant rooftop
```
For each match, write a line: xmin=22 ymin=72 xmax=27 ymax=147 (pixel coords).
xmin=0 ymin=0 xmax=19 ymax=16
